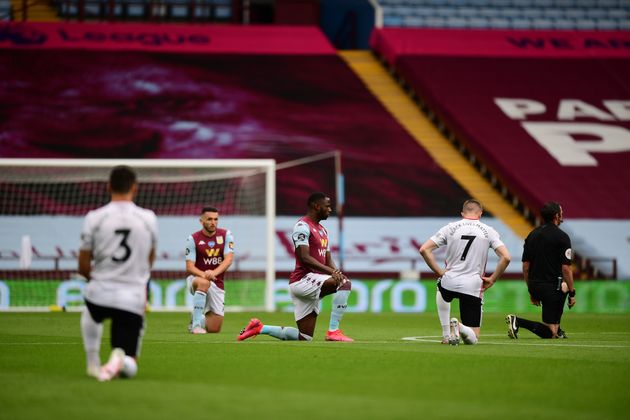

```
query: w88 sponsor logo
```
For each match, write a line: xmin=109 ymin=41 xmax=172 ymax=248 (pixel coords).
xmin=203 ymin=256 xmax=223 ymax=266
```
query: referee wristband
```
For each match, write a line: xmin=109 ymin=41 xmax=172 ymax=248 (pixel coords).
xmin=569 ymin=290 xmax=576 ymax=298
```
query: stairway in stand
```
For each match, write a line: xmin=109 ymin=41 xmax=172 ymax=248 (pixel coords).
xmin=10 ymin=0 xmax=59 ymax=21
xmin=340 ymin=50 xmax=533 ymax=239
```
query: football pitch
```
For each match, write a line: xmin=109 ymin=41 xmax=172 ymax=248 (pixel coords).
xmin=1 ymin=312 xmax=629 ymax=420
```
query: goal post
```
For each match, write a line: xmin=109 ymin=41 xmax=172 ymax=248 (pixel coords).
xmin=0 ymin=158 xmax=276 ymax=312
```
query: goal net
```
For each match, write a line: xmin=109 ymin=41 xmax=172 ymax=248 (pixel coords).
xmin=0 ymin=158 xmax=276 ymax=312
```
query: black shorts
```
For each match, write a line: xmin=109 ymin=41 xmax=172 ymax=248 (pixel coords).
xmin=437 ymin=280 xmax=482 ymax=328
xmin=528 ymin=282 xmax=567 ymax=325
xmin=85 ymin=299 xmax=144 ymax=357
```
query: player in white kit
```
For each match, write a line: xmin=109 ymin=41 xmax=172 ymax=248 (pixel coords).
xmin=79 ymin=165 xmax=157 ymax=381
xmin=419 ymin=199 xmax=510 ymax=345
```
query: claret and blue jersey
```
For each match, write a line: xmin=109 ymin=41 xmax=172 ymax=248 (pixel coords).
xmin=289 ymin=216 xmax=329 ymax=284
xmin=185 ymin=228 xmax=234 ymax=290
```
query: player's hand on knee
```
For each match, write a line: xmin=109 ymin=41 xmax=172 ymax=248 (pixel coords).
xmin=530 ymin=295 xmax=541 ymax=306
xmin=331 ymin=270 xmax=346 ymax=288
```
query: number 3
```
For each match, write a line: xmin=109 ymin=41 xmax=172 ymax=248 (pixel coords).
xmin=112 ymin=229 xmax=131 ymax=262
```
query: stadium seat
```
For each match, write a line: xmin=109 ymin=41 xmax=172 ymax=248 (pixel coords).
xmin=521 ymin=8 xmax=543 ymax=18
xmin=424 ymin=16 xmax=447 ymax=27
xmin=445 ymin=16 xmax=468 ymax=27
xmin=575 ymin=18 xmax=596 ymax=29
xmin=565 ymin=9 xmax=586 ymax=19
xmin=404 ymin=16 xmax=425 ymax=27
xmin=586 ymin=9 xmax=608 ymax=18
xmin=477 ymin=7 xmax=501 ymax=17
xmin=553 ymin=18 xmax=577 ymax=29
xmin=457 ymin=7 xmax=478 ymax=17
xmin=468 ymin=17 xmax=490 ymax=27
xmin=378 ymin=0 xmax=629 ymax=30
xmin=383 ymin=14 xmax=404 ymax=26
xmin=488 ymin=17 xmax=511 ymax=27
xmin=542 ymin=8 xmax=564 ymax=18
xmin=595 ymin=19 xmax=618 ymax=29
xmin=125 ymin=0 xmax=146 ymax=18
xmin=510 ymin=18 xmax=532 ymax=28
xmin=435 ymin=6 xmax=454 ymax=16
xmin=608 ymin=8 xmax=627 ymax=18
xmin=575 ymin=0 xmax=598 ymax=7
xmin=531 ymin=18 xmax=554 ymax=28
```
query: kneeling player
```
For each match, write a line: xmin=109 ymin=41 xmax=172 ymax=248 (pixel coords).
xmin=186 ymin=207 xmax=234 ymax=334
xmin=238 ymin=192 xmax=353 ymax=342
xmin=79 ymin=165 xmax=157 ymax=380
xmin=419 ymin=199 xmax=510 ymax=345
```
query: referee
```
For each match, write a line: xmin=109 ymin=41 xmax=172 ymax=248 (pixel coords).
xmin=506 ymin=201 xmax=576 ymax=339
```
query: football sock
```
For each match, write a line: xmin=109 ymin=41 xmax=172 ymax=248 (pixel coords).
xmin=260 ymin=325 xmax=300 ymax=341
xmin=436 ymin=291 xmax=451 ymax=338
xmin=459 ymin=324 xmax=478 ymax=345
xmin=80 ymin=309 xmax=103 ymax=372
xmin=120 ymin=356 xmax=138 ymax=378
xmin=192 ymin=291 xmax=207 ymax=328
xmin=329 ymin=290 xmax=350 ymax=331
xmin=516 ymin=317 xmax=553 ymax=339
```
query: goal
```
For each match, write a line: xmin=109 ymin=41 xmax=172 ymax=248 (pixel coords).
xmin=0 ymin=158 xmax=276 ymax=312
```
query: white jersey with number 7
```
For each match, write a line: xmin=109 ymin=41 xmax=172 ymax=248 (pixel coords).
xmin=430 ymin=218 xmax=504 ymax=298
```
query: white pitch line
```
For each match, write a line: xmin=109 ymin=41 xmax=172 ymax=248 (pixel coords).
xmin=0 ymin=342 xmax=80 ymax=346
xmin=401 ymin=335 xmax=630 ymax=348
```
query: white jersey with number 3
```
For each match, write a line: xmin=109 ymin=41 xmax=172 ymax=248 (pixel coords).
xmin=430 ymin=218 xmax=504 ymax=298
xmin=80 ymin=201 xmax=158 ymax=315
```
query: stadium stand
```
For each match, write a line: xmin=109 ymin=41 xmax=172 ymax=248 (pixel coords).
xmin=379 ymin=0 xmax=630 ymax=30
xmin=0 ymin=0 xmax=12 ymax=20
xmin=1 ymin=3 xmax=628 ymax=280
xmin=53 ymin=0 xmax=232 ymax=21
xmin=0 ymin=22 xmax=469 ymax=218
xmin=371 ymin=27 xmax=630 ymax=278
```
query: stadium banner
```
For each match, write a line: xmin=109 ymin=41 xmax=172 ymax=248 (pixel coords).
xmin=0 ymin=47 xmax=467 ymax=217
xmin=392 ymin=54 xmax=630 ymax=219
xmin=370 ymin=28 xmax=630 ymax=63
xmin=0 ymin=216 xmax=525 ymax=274
xmin=0 ymin=278 xmax=628 ymax=314
xmin=0 ymin=22 xmax=336 ymax=54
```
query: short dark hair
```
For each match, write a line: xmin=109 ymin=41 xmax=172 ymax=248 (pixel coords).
xmin=109 ymin=165 xmax=136 ymax=194
xmin=307 ymin=192 xmax=327 ymax=208
xmin=540 ymin=201 xmax=561 ymax=223
xmin=462 ymin=199 xmax=483 ymax=213
xmin=201 ymin=206 xmax=218 ymax=214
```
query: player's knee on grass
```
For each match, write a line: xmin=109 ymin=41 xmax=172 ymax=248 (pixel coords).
xmin=462 ymin=333 xmax=478 ymax=345
xmin=459 ymin=324 xmax=479 ymax=345
xmin=205 ymin=314 xmax=223 ymax=333
xmin=120 ymin=356 xmax=138 ymax=378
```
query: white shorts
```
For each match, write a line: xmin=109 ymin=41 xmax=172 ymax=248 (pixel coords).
xmin=289 ymin=273 xmax=330 ymax=321
xmin=186 ymin=275 xmax=225 ymax=317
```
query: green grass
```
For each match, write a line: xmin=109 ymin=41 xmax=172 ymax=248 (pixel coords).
xmin=1 ymin=312 xmax=629 ymax=420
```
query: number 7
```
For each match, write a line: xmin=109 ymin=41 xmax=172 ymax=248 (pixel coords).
xmin=460 ymin=235 xmax=476 ymax=261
